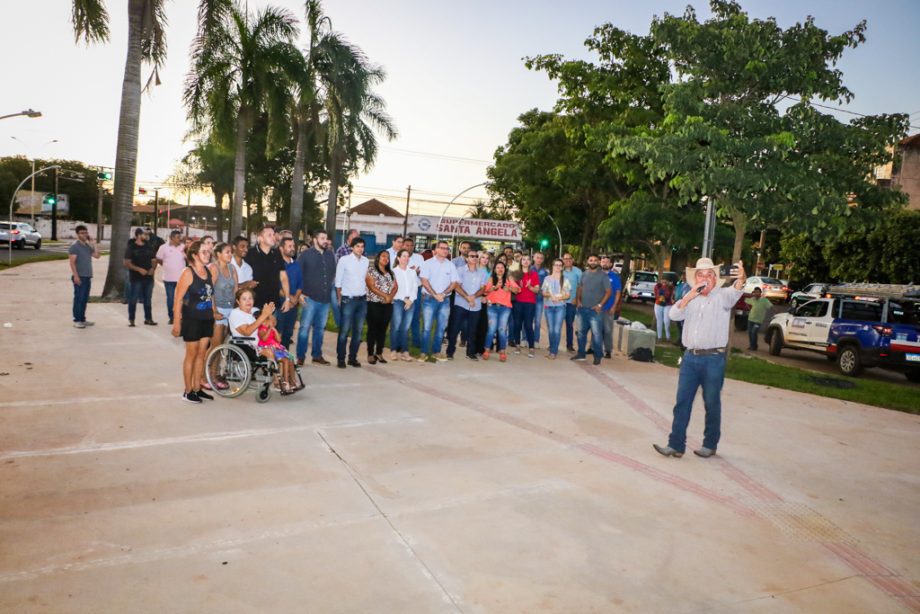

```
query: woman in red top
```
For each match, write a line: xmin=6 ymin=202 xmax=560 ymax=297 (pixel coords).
xmin=482 ymin=261 xmax=520 ymax=362
xmin=653 ymin=278 xmax=675 ymax=341
xmin=512 ymin=254 xmax=540 ymax=357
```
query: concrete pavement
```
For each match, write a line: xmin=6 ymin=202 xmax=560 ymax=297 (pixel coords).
xmin=1 ymin=257 xmax=919 ymax=613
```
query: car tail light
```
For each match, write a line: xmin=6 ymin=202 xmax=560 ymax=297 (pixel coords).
xmin=872 ymin=325 xmax=892 ymax=337
xmin=10 ymin=229 xmax=20 ymax=235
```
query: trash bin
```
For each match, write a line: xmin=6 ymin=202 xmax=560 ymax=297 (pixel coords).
xmin=625 ymin=327 xmax=656 ymax=358
xmin=614 ymin=319 xmax=631 ymax=355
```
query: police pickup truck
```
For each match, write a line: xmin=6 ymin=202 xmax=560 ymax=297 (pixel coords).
xmin=764 ymin=284 xmax=920 ymax=382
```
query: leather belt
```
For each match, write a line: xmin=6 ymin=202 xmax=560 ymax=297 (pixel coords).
xmin=687 ymin=348 xmax=725 ymax=356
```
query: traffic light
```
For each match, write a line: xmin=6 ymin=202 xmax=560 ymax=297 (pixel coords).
xmin=138 ymin=187 xmax=147 ymax=195
xmin=539 ymin=238 xmax=549 ymax=249
xmin=97 ymin=171 xmax=112 ymax=181
xmin=42 ymin=193 xmax=57 ymax=206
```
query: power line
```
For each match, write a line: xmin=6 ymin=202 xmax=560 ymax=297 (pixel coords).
xmin=786 ymin=97 xmax=920 ymax=131
xmin=379 ymin=146 xmax=491 ymax=165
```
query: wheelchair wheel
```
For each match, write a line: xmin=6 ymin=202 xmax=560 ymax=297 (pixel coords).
xmin=206 ymin=344 xmax=252 ymax=398
xmin=256 ymin=384 xmax=272 ymax=403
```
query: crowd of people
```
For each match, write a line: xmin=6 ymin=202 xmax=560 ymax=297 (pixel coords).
xmin=67 ymin=224 xmax=747 ymax=456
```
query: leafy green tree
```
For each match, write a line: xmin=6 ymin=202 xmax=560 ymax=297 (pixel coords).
xmin=173 ymin=136 xmax=234 ymax=240
xmin=610 ymin=0 xmax=909 ymax=264
xmin=184 ymin=2 xmax=304 ymax=239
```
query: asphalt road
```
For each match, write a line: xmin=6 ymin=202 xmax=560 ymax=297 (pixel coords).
xmin=0 ymin=242 xmax=73 ymax=265
xmin=626 ymin=300 xmax=918 ymax=387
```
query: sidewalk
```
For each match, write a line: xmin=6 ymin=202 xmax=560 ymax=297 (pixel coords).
xmin=1 ymin=257 xmax=918 ymax=612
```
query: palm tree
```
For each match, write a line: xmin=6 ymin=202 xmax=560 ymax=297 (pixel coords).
xmin=184 ymin=2 xmax=304 ymax=240
xmin=321 ymin=48 xmax=398 ymax=236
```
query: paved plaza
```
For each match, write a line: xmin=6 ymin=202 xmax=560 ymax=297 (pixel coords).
xmin=1 ymin=258 xmax=918 ymax=613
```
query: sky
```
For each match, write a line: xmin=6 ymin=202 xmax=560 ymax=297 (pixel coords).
xmin=1 ymin=0 xmax=918 ymax=216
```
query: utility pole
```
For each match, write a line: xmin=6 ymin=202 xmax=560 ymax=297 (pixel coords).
xmin=186 ymin=188 xmax=192 ymax=239
xmin=153 ymin=188 xmax=160 ymax=237
xmin=403 ymin=185 xmax=411 ymax=236
xmin=701 ymin=196 xmax=716 ymax=260
xmin=51 ymin=167 xmax=58 ymax=240
xmin=96 ymin=179 xmax=104 ymax=241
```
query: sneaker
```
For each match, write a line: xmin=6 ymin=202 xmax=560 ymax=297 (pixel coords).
xmin=693 ymin=447 xmax=716 ymax=458
xmin=84 ymin=321 xmax=95 ymax=327
xmin=499 ymin=352 xmax=507 ymax=362
xmin=168 ymin=318 xmax=173 ymax=325
xmin=197 ymin=389 xmax=214 ymax=401
xmin=73 ymin=322 xmax=86 ymax=329
xmin=482 ymin=350 xmax=490 ymax=361
xmin=434 ymin=353 xmax=448 ymax=362
xmin=424 ymin=355 xmax=437 ymax=364
xmin=313 ymin=357 xmax=331 ymax=366
xmin=368 ymin=355 xmax=378 ymax=365
xmin=566 ymin=347 xmax=576 ymax=353
xmin=182 ymin=391 xmax=202 ymax=404
xmin=144 ymin=320 xmax=158 ymax=326
xmin=446 ymin=354 xmax=454 ymax=361
xmin=604 ymin=352 xmax=611 ymax=359
xmin=128 ymin=320 xmax=135 ymax=327
xmin=389 ymin=351 xmax=400 ymax=362
xmin=401 ymin=352 xmax=413 ymax=362
xmin=337 ymin=360 xmax=346 ymax=369
xmin=593 ymin=357 xmax=602 ymax=366
xmin=466 ymin=354 xmax=479 ymax=361
xmin=376 ymin=354 xmax=388 ymax=364
xmin=653 ymin=444 xmax=683 ymax=458
xmin=570 ymin=354 xmax=587 ymax=362
xmin=546 ymin=353 xmax=556 ymax=360
xmin=514 ymin=348 xmax=521 ymax=355
xmin=347 ymin=359 xmax=362 ymax=368
xmin=296 ymin=357 xmax=305 ymax=367
xmin=527 ymin=349 xmax=534 ymax=358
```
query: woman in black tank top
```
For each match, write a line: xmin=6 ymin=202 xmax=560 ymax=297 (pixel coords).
xmin=171 ymin=241 xmax=216 ymax=404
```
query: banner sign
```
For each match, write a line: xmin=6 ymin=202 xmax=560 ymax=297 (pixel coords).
xmin=407 ymin=215 xmax=521 ymax=241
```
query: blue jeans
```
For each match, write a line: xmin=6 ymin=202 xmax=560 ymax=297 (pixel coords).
xmin=72 ymin=276 xmax=91 ymax=322
xmin=513 ymin=301 xmax=536 ymax=348
xmin=297 ymin=297 xmax=331 ymax=360
xmin=544 ymin=305 xmax=564 ymax=355
xmin=509 ymin=300 xmax=520 ymax=345
xmin=277 ymin=303 xmax=298 ymax=348
xmin=336 ymin=296 xmax=367 ymax=361
xmin=421 ymin=295 xmax=451 ymax=355
xmin=486 ymin=304 xmax=512 ymax=351
xmin=409 ymin=288 xmax=422 ymax=348
xmin=747 ymin=321 xmax=762 ymax=350
xmin=330 ymin=287 xmax=341 ymax=328
xmin=123 ymin=270 xmax=133 ymax=303
xmin=565 ymin=303 xmax=577 ymax=350
xmin=667 ymin=351 xmax=726 ymax=453
xmin=447 ymin=306 xmax=480 ymax=358
xmin=576 ymin=307 xmax=603 ymax=357
xmin=534 ymin=297 xmax=544 ymax=344
xmin=128 ymin=277 xmax=153 ymax=322
xmin=390 ymin=299 xmax=413 ymax=352
xmin=164 ymin=281 xmax=177 ymax=321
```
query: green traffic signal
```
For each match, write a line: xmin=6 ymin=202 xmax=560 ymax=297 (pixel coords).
xmin=97 ymin=171 xmax=113 ymax=181
xmin=539 ymin=238 xmax=549 ymax=249
xmin=42 ymin=193 xmax=57 ymax=206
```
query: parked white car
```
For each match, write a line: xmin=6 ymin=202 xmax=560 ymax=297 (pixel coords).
xmin=625 ymin=271 xmax=658 ymax=303
xmin=0 ymin=222 xmax=42 ymax=249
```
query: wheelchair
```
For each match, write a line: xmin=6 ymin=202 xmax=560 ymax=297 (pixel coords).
xmin=205 ymin=337 xmax=304 ymax=403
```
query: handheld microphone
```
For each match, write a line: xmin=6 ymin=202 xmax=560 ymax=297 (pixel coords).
xmin=695 ymin=284 xmax=706 ymax=294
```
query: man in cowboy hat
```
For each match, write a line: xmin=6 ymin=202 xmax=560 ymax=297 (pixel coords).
xmin=653 ymin=257 xmax=746 ymax=459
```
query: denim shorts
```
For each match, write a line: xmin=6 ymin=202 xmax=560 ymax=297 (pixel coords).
xmin=214 ymin=306 xmax=232 ymax=326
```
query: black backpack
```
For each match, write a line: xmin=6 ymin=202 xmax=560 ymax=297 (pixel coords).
xmin=629 ymin=347 xmax=654 ymax=362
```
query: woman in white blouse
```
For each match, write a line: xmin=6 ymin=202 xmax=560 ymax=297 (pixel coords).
xmin=390 ymin=249 xmax=420 ymax=361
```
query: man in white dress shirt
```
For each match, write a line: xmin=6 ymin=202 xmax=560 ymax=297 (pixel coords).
xmin=334 ymin=237 xmax=369 ymax=368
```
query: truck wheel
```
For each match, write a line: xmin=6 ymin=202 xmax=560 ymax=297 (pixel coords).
xmin=837 ymin=345 xmax=863 ymax=377
xmin=768 ymin=329 xmax=783 ymax=356
xmin=906 ymin=371 xmax=920 ymax=384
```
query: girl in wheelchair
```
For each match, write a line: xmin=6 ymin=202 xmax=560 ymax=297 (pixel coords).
xmin=257 ymin=313 xmax=300 ymax=395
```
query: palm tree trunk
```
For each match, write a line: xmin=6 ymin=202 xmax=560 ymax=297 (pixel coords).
xmin=325 ymin=151 xmax=341 ymax=236
xmin=289 ymin=117 xmax=307 ymax=240
xmin=101 ymin=0 xmax=144 ymax=300
xmin=230 ymin=109 xmax=249 ymax=239
xmin=729 ymin=207 xmax=748 ymax=266
xmin=214 ymin=190 xmax=224 ymax=242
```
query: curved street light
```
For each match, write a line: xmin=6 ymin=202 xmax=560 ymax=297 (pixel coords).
xmin=0 ymin=109 xmax=42 ymax=121
xmin=434 ymin=182 xmax=489 ymax=243
xmin=10 ymin=137 xmax=59 ymax=224
xmin=7 ymin=165 xmax=60 ymax=265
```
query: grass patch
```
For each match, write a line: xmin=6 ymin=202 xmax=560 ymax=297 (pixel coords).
xmin=0 ymin=252 xmax=68 ymax=269
xmin=653 ymin=345 xmax=918 ymax=414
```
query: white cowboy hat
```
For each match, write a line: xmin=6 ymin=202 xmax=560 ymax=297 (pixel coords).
xmin=686 ymin=257 xmax=723 ymax=279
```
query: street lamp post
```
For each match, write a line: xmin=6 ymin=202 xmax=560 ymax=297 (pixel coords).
xmin=434 ymin=182 xmax=488 ymax=243
xmin=8 ymin=165 xmax=60 ymax=265
xmin=0 ymin=109 xmax=42 ymax=121
xmin=10 ymin=137 xmax=59 ymax=224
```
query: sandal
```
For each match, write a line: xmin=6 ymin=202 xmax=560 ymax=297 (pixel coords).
xmin=200 ymin=381 xmax=213 ymax=391
xmin=214 ymin=380 xmax=229 ymax=391
xmin=280 ymin=382 xmax=294 ymax=396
